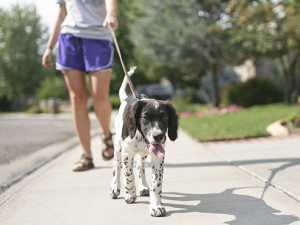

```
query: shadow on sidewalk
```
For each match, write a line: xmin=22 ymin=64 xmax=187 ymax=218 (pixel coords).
xmin=162 ymin=188 xmax=299 ymax=224
xmin=165 ymin=157 xmax=300 ymax=200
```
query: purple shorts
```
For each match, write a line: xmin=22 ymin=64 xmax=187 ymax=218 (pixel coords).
xmin=56 ymin=33 xmax=114 ymax=72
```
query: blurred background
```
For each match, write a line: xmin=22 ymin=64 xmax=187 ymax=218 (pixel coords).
xmin=0 ymin=0 xmax=299 ymax=144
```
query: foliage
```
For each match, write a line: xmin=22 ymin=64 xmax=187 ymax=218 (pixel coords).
xmin=109 ymin=95 xmax=121 ymax=109
xmin=110 ymin=0 xmax=156 ymax=94
xmin=180 ymin=103 xmax=300 ymax=142
xmin=172 ymin=93 xmax=211 ymax=113
xmin=128 ymin=0 xmax=239 ymax=106
xmin=286 ymin=113 xmax=300 ymax=128
xmin=225 ymin=0 xmax=300 ymax=104
xmin=0 ymin=4 xmax=50 ymax=100
xmin=0 ymin=95 xmax=11 ymax=112
xmin=88 ymin=95 xmax=121 ymax=111
xmin=36 ymin=76 xmax=67 ymax=101
xmin=25 ymin=105 xmax=41 ymax=114
xmin=220 ymin=78 xmax=284 ymax=108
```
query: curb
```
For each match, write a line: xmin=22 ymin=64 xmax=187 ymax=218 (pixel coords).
xmin=0 ymin=127 xmax=100 ymax=195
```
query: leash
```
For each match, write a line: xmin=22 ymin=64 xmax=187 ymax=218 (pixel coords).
xmin=108 ymin=24 xmax=139 ymax=100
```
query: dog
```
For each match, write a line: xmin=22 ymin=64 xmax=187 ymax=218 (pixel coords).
xmin=109 ymin=67 xmax=179 ymax=217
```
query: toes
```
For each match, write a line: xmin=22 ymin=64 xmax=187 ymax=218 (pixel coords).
xmin=160 ymin=207 xmax=166 ymax=216
xmin=124 ymin=194 xmax=136 ymax=204
xmin=110 ymin=188 xmax=120 ymax=199
xmin=150 ymin=206 xmax=166 ymax=217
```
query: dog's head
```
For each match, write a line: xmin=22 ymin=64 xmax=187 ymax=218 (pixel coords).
xmin=123 ymin=99 xmax=179 ymax=157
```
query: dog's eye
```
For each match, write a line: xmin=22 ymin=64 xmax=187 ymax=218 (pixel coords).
xmin=160 ymin=114 xmax=168 ymax=121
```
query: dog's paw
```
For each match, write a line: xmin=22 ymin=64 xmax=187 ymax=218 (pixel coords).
xmin=124 ymin=193 xmax=137 ymax=204
xmin=149 ymin=204 xmax=166 ymax=217
xmin=140 ymin=188 xmax=150 ymax=196
xmin=109 ymin=187 xmax=120 ymax=199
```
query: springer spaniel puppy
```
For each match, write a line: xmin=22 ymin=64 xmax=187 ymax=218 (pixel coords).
xmin=109 ymin=68 xmax=179 ymax=217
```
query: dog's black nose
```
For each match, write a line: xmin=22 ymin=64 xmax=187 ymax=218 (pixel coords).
xmin=153 ymin=134 xmax=164 ymax=142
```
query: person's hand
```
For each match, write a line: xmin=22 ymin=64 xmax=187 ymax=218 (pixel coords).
xmin=42 ymin=47 xmax=53 ymax=69
xmin=103 ymin=14 xmax=119 ymax=30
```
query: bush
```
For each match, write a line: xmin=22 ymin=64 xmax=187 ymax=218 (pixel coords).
xmin=110 ymin=95 xmax=121 ymax=109
xmin=220 ymin=78 xmax=284 ymax=108
xmin=25 ymin=105 xmax=41 ymax=114
xmin=88 ymin=95 xmax=121 ymax=111
xmin=171 ymin=94 xmax=210 ymax=113
xmin=286 ymin=113 xmax=300 ymax=128
xmin=37 ymin=76 xmax=67 ymax=101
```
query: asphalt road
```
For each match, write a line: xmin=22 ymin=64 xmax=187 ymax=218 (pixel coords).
xmin=0 ymin=114 xmax=98 ymax=165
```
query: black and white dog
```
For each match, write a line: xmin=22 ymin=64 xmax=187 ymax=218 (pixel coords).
xmin=109 ymin=68 xmax=179 ymax=217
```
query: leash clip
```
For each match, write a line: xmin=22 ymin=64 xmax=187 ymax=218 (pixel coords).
xmin=133 ymin=93 xmax=140 ymax=101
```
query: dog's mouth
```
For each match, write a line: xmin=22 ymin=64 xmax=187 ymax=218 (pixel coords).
xmin=144 ymin=138 xmax=165 ymax=157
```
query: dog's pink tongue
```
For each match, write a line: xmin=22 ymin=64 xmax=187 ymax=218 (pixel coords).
xmin=148 ymin=144 xmax=165 ymax=157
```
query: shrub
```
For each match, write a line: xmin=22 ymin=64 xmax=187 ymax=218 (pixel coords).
xmin=110 ymin=95 xmax=121 ymax=109
xmin=25 ymin=105 xmax=41 ymax=114
xmin=220 ymin=78 xmax=284 ymax=108
xmin=88 ymin=95 xmax=121 ymax=111
xmin=286 ymin=113 xmax=300 ymax=128
xmin=172 ymin=94 xmax=210 ymax=113
xmin=37 ymin=76 xmax=67 ymax=101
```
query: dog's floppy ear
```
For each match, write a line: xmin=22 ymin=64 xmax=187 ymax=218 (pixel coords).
xmin=165 ymin=101 xmax=179 ymax=141
xmin=124 ymin=100 xmax=147 ymax=139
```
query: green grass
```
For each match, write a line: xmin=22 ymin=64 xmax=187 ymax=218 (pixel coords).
xmin=179 ymin=103 xmax=300 ymax=142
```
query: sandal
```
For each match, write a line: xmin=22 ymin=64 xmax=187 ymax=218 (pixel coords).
xmin=73 ymin=154 xmax=94 ymax=172
xmin=102 ymin=132 xmax=115 ymax=161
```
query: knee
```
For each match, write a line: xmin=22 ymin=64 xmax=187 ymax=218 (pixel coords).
xmin=69 ymin=92 xmax=88 ymax=109
xmin=92 ymin=95 xmax=111 ymax=108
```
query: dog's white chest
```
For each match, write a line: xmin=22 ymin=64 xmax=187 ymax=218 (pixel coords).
xmin=122 ymin=132 xmax=149 ymax=155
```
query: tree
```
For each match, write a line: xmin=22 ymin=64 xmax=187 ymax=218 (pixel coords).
xmin=110 ymin=0 xmax=158 ymax=94
xmin=226 ymin=0 xmax=300 ymax=103
xmin=0 ymin=4 xmax=48 ymax=100
xmin=128 ymin=0 xmax=238 ymax=106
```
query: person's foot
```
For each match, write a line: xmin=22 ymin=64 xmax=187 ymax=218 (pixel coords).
xmin=101 ymin=132 xmax=114 ymax=160
xmin=73 ymin=154 xmax=94 ymax=171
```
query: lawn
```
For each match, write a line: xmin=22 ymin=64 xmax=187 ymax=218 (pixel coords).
xmin=179 ymin=103 xmax=300 ymax=142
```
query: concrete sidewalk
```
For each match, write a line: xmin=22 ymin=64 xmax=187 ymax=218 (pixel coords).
xmin=0 ymin=130 xmax=300 ymax=224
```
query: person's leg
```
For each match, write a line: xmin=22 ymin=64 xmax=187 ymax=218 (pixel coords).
xmin=89 ymin=69 xmax=114 ymax=159
xmin=64 ymin=70 xmax=93 ymax=169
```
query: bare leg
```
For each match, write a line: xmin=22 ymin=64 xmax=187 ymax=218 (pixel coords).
xmin=64 ymin=70 xmax=92 ymax=170
xmin=89 ymin=70 xmax=114 ymax=158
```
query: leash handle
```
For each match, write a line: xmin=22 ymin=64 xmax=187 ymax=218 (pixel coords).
xmin=108 ymin=25 xmax=139 ymax=100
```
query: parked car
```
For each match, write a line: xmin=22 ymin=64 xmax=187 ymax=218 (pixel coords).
xmin=136 ymin=83 xmax=174 ymax=100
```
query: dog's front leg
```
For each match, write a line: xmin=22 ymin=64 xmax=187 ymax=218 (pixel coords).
xmin=109 ymin=151 xmax=122 ymax=199
xmin=122 ymin=151 xmax=137 ymax=203
xmin=136 ymin=154 xmax=149 ymax=196
xmin=149 ymin=155 xmax=166 ymax=217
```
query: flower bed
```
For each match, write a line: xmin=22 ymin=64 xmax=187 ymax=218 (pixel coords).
xmin=282 ymin=112 xmax=300 ymax=134
xmin=181 ymin=104 xmax=246 ymax=118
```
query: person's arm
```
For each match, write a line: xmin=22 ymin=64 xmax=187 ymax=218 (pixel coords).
xmin=103 ymin=0 xmax=119 ymax=30
xmin=42 ymin=4 xmax=67 ymax=69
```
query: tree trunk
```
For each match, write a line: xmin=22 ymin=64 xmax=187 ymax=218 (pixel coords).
xmin=193 ymin=73 xmax=212 ymax=105
xmin=290 ymin=54 xmax=300 ymax=104
xmin=210 ymin=64 xmax=219 ymax=107
xmin=280 ymin=56 xmax=291 ymax=104
xmin=291 ymin=64 xmax=300 ymax=104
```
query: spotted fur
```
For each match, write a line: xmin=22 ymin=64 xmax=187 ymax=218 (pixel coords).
xmin=109 ymin=74 xmax=179 ymax=217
